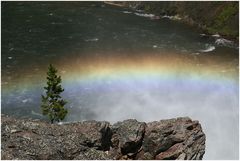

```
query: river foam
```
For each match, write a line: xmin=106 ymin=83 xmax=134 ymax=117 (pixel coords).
xmin=199 ymin=45 xmax=216 ymax=53
xmin=215 ymin=38 xmax=236 ymax=48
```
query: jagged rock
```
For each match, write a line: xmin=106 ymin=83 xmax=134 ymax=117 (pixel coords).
xmin=141 ymin=117 xmax=205 ymax=160
xmin=1 ymin=115 xmax=205 ymax=160
xmin=110 ymin=119 xmax=146 ymax=159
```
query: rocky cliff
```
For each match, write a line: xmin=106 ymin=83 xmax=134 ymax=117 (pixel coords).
xmin=1 ymin=115 xmax=205 ymax=160
xmin=105 ymin=1 xmax=239 ymax=40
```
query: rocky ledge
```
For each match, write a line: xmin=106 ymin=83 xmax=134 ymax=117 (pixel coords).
xmin=1 ymin=115 xmax=205 ymax=160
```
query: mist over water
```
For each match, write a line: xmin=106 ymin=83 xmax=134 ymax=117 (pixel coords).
xmin=1 ymin=2 xmax=239 ymax=159
xmin=98 ymin=82 xmax=238 ymax=160
xmin=61 ymin=65 xmax=238 ymax=159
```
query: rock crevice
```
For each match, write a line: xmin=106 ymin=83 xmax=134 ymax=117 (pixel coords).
xmin=1 ymin=115 xmax=205 ymax=160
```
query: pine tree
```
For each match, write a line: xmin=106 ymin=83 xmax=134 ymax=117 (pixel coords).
xmin=41 ymin=64 xmax=68 ymax=123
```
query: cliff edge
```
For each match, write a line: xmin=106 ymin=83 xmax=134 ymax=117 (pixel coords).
xmin=1 ymin=115 xmax=205 ymax=160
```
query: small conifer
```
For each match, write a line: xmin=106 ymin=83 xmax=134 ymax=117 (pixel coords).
xmin=41 ymin=64 xmax=68 ymax=123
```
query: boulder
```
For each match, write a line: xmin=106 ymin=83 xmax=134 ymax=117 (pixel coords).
xmin=110 ymin=119 xmax=146 ymax=159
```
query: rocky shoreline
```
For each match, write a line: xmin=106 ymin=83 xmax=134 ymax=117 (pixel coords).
xmin=1 ymin=115 xmax=205 ymax=160
xmin=104 ymin=1 xmax=239 ymax=41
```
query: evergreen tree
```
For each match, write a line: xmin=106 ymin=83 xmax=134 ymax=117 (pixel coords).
xmin=41 ymin=64 xmax=68 ymax=123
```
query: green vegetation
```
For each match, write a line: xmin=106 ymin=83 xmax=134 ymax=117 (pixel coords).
xmin=209 ymin=3 xmax=239 ymax=37
xmin=41 ymin=64 xmax=68 ymax=123
xmin=215 ymin=4 xmax=238 ymax=27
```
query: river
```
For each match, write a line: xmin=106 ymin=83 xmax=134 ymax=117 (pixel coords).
xmin=1 ymin=2 xmax=239 ymax=159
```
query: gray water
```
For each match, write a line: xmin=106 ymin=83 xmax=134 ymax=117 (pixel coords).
xmin=1 ymin=2 xmax=239 ymax=159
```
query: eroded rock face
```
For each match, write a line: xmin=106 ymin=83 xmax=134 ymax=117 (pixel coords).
xmin=140 ymin=117 xmax=205 ymax=160
xmin=1 ymin=115 xmax=205 ymax=160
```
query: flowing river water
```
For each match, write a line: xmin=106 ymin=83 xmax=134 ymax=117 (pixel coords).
xmin=1 ymin=2 xmax=239 ymax=159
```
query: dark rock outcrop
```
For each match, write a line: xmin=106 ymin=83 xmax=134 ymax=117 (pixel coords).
xmin=109 ymin=119 xmax=146 ymax=159
xmin=1 ymin=115 xmax=205 ymax=160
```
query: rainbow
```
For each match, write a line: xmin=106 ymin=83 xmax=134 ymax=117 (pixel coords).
xmin=2 ymin=51 xmax=238 ymax=96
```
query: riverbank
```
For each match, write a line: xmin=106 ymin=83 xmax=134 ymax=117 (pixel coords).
xmin=104 ymin=1 xmax=239 ymax=41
